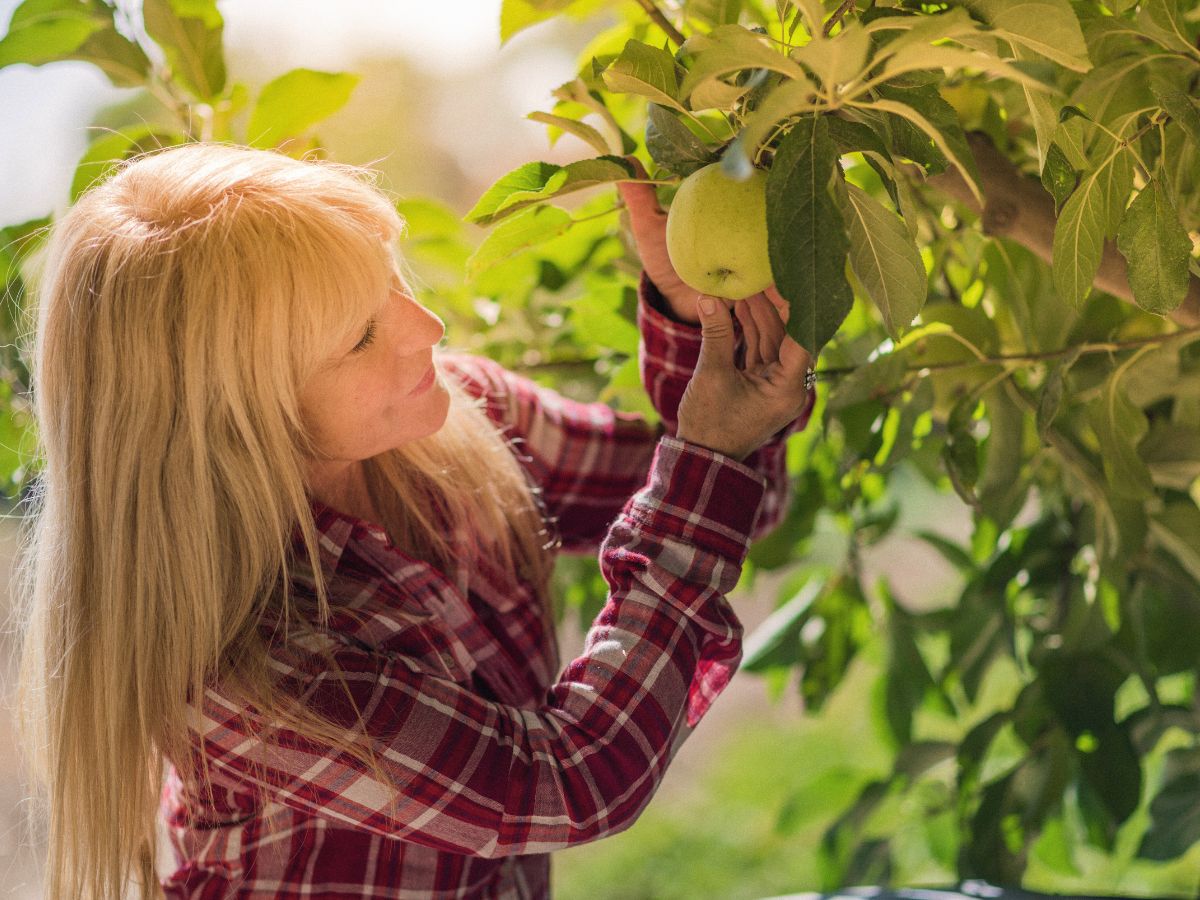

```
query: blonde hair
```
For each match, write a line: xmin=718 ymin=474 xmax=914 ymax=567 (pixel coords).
xmin=10 ymin=142 xmax=557 ymax=899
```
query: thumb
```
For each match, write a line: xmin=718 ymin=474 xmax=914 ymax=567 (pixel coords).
xmin=696 ymin=295 xmax=737 ymax=368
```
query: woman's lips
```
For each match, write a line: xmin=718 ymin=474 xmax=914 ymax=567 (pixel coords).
xmin=409 ymin=365 xmax=436 ymax=395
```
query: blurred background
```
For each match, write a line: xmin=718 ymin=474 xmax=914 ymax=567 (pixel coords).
xmin=0 ymin=1 xmax=1014 ymax=897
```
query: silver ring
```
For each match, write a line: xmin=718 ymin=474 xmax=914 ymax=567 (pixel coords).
xmin=804 ymin=368 xmax=816 ymax=392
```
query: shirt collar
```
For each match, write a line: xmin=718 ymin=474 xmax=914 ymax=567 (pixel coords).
xmin=297 ymin=496 xmax=396 ymax=575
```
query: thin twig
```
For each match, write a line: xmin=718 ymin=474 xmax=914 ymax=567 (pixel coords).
xmin=634 ymin=0 xmax=687 ymax=48
xmin=822 ymin=0 xmax=857 ymax=36
xmin=811 ymin=325 xmax=1200 ymax=381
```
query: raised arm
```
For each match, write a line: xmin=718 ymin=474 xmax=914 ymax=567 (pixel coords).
xmin=189 ymin=436 xmax=768 ymax=855
xmin=438 ymin=274 xmax=816 ymax=555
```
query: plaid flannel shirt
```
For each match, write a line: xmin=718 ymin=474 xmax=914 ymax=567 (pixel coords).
xmin=159 ymin=273 xmax=816 ymax=898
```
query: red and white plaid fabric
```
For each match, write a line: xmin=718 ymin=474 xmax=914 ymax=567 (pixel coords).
xmin=159 ymin=274 xmax=816 ymax=898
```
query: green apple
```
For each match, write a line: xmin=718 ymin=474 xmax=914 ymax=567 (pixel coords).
xmin=665 ymin=162 xmax=774 ymax=300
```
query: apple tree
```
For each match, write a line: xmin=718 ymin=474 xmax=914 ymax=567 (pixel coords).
xmin=2 ymin=0 xmax=1200 ymax=892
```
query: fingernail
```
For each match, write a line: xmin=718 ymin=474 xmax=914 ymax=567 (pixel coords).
xmin=699 ymin=296 xmax=716 ymax=315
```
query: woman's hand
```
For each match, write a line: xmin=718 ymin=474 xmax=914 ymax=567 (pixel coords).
xmin=676 ymin=295 xmax=815 ymax=462
xmin=616 ymin=157 xmax=793 ymax=372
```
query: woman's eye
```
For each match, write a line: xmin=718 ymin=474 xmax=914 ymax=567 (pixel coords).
xmin=351 ymin=320 xmax=377 ymax=353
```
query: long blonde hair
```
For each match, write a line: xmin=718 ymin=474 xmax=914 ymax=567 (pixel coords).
xmin=10 ymin=142 xmax=557 ymax=899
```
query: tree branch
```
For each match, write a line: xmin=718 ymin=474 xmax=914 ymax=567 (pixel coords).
xmin=921 ymin=132 xmax=1200 ymax=329
xmin=823 ymin=0 xmax=857 ymax=37
xmin=633 ymin=0 xmax=687 ymax=48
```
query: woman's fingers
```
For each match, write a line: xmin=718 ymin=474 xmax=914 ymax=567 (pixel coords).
xmin=734 ymin=300 xmax=762 ymax=370
xmin=777 ymin=332 xmax=813 ymax=386
xmin=763 ymin=284 xmax=790 ymax=325
xmin=743 ymin=294 xmax=785 ymax=366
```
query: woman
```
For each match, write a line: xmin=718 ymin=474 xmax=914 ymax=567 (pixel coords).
xmin=13 ymin=142 xmax=815 ymax=899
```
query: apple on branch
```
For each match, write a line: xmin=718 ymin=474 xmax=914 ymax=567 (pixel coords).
xmin=665 ymin=162 xmax=774 ymax=301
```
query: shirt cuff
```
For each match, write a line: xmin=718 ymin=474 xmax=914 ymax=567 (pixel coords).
xmin=622 ymin=433 xmax=767 ymax=566
xmin=638 ymin=271 xmax=704 ymax=368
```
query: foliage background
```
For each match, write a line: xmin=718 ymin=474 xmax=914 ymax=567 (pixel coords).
xmin=2 ymin=0 xmax=1200 ymax=897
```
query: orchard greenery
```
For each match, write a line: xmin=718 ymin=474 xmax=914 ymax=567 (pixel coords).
xmin=3 ymin=0 xmax=1200 ymax=893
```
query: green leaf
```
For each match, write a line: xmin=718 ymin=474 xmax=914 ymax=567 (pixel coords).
xmin=1140 ymin=748 xmax=1200 ymax=861
xmin=142 ymin=0 xmax=226 ymax=99
xmin=1141 ymin=422 xmax=1200 ymax=490
xmin=1135 ymin=0 xmax=1199 ymax=59
xmin=962 ymin=0 xmax=1091 ymax=72
xmin=0 ymin=216 xmax=51 ymax=333
xmin=645 ymin=104 xmax=717 ymax=177
xmin=742 ymin=577 xmax=824 ymax=670
xmin=72 ymin=22 xmax=152 ymax=87
xmin=70 ymin=126 xmax=183 ymax=203
xmin=1051 ymin=143 xmax=1134 ymax=308
xmin=678 ymin=24 xmax=808 ymax=106
xmin=466 ymin=156 xmax=633 ymax=225
xmin=2 ymin=0 xmax=153 ymax=86
xmin=1149 ymin=501 xmax=1200 ymax=585
xmin=871 ymin=82 xmax=983 ymax=204
xmin=598 ymin=354 xmax=658 ymax=420
xmin=499 ymin=0 xmax=570 ymax=44
xmin=837 ymin=182 xmax=926 ymax=340
xmin=915 ymin=530 xmax=975 ymax=571
xmin=733 ymin=76 xmax=819 ymax=159
xmin=1086 ymin=375 xmax=1153 ymax=500
xmin=1080 ymin=724 xmax=1143 ymax=824
xmin=1053 ymin=114 xmax=1091 ymax=170
xmin=791 ymin=23 xmax=871 ymax=89
xmin=246 ymin=69 xmax=359 ymax=149
xmin=468 ymin=161 xmax=564 ymax=224
xmin=977 ymin=384 xmax=1028 ymax=530
xmin=1116 ymin=179 xmax=1192 ymax=315
xmin=465 ymin=204 xmax=574 ymax=280
xmin=0 ymin=0 xmax=104 ymax=68
xmin=1036 ymin=345 xmax=1082 ymax=443
xmin=551 ymin=76 xmax=634 ymax=153
xmin=601 ymin=39 xmax=684 ymax=112
xmin=864 ymin=7 xmax=983 ymax=55
xmin=882 ymin=593 xmax=939 ymax=746
xmin=826 ymin=352 xmax=908 ymax=411
xmin=568 ymin=282 xmax=638 ymax=352
xmin=877 ymin=42 xmax=1059 ymax=95
xmin=943 ymin=392 xmax=982 ymax=509
xmin=1040 ymin=142 xmax=1078 ymax=214
xmin=766 ymin=115 xmax=853 ymax=355
xmin=1152 ymin=82 xmax=1200 ymax=147
xmin=527 ymin=111 xmax=610 ymax=156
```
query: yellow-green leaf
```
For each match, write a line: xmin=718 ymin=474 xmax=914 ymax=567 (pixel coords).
xmin=838 ymin=182 xmax=927 ymax=340
xmin=466 ymin=205 xmax=574 ymax=280
xmin=679 ymin=24 xmax=807 ymax=105
xmin=602 ymin=38 xmax=685 ymax=112
xmin=247 ymin=69 xmax=359 ymax=149
xmin=0 ymin=0 xmax=105 ymax=68
xmin=1052 ymin=141 xmax=1133 ymax=307
xmin=527 ymin=111 xmax=610 ymax=155
xmin=142 ymin=0 xmax=226 ymax=99
xmin=964 ymin=0 xmax=1091 ymax=72
xmin=791 ymin=24 xmax=871 ymax=89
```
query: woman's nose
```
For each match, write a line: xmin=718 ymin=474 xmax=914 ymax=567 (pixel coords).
xmin=424 ymin=306 xmax=446 ymax=346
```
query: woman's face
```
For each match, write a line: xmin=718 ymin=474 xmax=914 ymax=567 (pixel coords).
xmin=300 ymin=272 xmax=450 ymax=477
